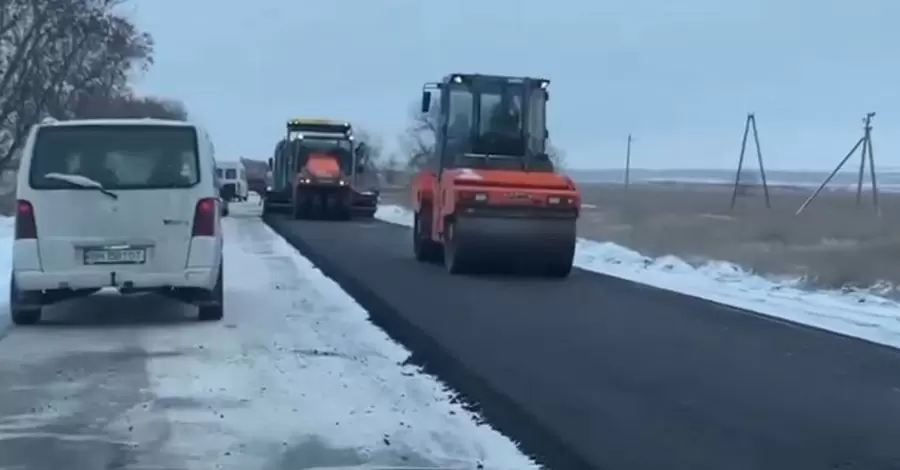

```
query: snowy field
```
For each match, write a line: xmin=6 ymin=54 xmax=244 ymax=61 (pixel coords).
xmin=0 ymin=199 xmax=538 ymax=469
xmin=375 ymin=205 xmax=900 ymax=351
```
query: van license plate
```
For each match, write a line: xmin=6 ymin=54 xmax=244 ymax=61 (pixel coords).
xmin=83 ymin=248 xmax=146 ymax=265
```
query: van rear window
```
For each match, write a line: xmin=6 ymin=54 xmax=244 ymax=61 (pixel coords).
xmin=29 ymin=125 xmax=201 ymax=190
xmin=225 ymin=169 xmax=237 ymax=179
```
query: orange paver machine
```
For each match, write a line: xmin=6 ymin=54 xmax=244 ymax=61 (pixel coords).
xmin=264 ymin=118 xmax=378 ymax=219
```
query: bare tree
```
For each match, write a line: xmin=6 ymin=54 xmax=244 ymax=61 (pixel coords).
xmin=547 ymin=140 xmax=566 ymax=170
xmin=73 ymin=93 xmax=188 ymax=120
xmin=399 ymin=101 xmax=438 ymax=171
xmin=0 ymin=0 xmax=186 ymax=169
xmin=352 ymin=127 xmax=383 ymax=171
xmin=0 ymin=0 xmax=117 ymax=164
xmin=380 ymin=152 xmax=403 ymax=185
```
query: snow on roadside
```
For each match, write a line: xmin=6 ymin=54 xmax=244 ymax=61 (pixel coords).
xmin=374 ymin=205 xmax=900 ymax=350
xmin=137 ymin=212 xmax=540 ymax=470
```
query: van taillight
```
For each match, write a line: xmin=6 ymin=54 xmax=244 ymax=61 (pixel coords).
xmin=15 ymin=200 xmax=36 ymax=239
xmin=192 ymin=198 xmax=216 ymax=237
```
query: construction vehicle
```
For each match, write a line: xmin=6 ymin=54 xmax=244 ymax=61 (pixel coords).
xmin=411 ymin=73 xmax=580 ymax=277
xmin=263 ymin=118 xmax=379 ymax=219
xmin=241 ymin=158 xmax=270 ymax=196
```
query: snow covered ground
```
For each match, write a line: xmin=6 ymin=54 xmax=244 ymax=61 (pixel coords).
xmin=374 ymin=205 xmax=900 ymax=351
xmin=0 ymin=201 xmax=538 ymax=469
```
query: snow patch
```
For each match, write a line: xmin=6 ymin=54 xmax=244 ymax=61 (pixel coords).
xmin=139 ymin=213 xmax=538 ymax=469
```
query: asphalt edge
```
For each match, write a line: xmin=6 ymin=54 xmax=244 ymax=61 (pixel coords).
xmin=264 ymin=214 xmax=596 ymax=470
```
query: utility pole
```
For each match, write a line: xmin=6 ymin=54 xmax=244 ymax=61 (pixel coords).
xmin=730 ymin=113 xmax=771 ymax=211
xmin=797 ymin=112 xmax=879 ymax=216
xmin=624 ymin=134 xmax=632 ymax=190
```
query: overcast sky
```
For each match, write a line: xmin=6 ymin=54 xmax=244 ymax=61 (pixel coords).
xmin=130 ymin=0 xmax=899 ymax=170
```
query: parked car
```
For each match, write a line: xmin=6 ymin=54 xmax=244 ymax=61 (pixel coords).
xmin=10 ymin=118 xmax=225 ymax=325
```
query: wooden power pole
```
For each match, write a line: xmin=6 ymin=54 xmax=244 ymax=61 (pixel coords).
xmin=624 ymin=134 xmax=632 ymax=190
xmin=796 ymin=112 xmax=879 ymax=216
xmin=730 ymin=113 xmax=771 ymax=211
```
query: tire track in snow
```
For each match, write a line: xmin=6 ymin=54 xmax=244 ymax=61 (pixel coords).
xmin=0 ymin=298 xmax=180 ymax=470
xmin=136 ymin=216 xmax=538 ymax=470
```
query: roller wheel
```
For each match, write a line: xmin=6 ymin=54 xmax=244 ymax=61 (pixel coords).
xmin=442 ymin=219 xmax=471 ymax=274
xmin=543 ymin=257 xmax=573 ymax=278
xmin=413 ymin=211 xmax=442 ymax=263
xmin=542 ymin=239 xmax=576 ymax=278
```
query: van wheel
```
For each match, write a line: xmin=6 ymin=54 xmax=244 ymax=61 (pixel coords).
xmin=198 ymin=260 xmax=224 ymax=321
xmin=9 ymin=276 xmax=42 ymax=325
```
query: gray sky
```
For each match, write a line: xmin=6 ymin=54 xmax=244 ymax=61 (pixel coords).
xmin=131 ymin=0 xmax=899 ymax=170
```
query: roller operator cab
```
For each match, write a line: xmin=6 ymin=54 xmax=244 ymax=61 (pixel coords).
xmin=11 ymin=118 xmax=225 ymax=325
xmin=411 ymin=73 xmax=580 ymax=277
xmin=263 ymin=118 xmax=379 ymax=219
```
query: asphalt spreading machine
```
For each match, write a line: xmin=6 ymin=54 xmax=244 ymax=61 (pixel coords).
xmin=264 ymin=118 xmax=379 ymax=219
xmin=410 ymin=73 xmax=580 ymax=277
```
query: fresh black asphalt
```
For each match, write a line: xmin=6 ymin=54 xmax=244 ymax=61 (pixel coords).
xmin=266 ymin=213 xmax=900 ymax=470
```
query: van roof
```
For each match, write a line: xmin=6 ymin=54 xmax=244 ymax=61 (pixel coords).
xmin=216 ymin=161 xmax=243 ymax=169
xmin=38 ymin=118 xmax=196 ymax=128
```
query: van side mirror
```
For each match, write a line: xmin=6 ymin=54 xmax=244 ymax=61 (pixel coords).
xmin=420 ymin=91 xmax=431 ymax=113
xmin=267 ymin=158 xmax=273 ymax=169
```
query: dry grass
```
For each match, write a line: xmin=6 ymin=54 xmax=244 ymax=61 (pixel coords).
xmin=380 ymin=182 xmax=900 ymax=293
xmin=575 ymin=183 xmax=900 ymax=292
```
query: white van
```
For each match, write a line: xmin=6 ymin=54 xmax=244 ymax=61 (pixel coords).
xmin=215 ymin=160 xmax=248 ymax=202
xmin=10 ymin=118 xmax=225 ymax=325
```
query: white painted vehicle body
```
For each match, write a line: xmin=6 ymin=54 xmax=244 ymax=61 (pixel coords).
xmin=12 ymin=118 xmax=223 ymax=314
xmin=215 ymin=160 xmax=249 ymax=201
